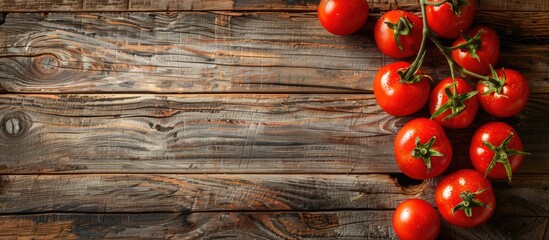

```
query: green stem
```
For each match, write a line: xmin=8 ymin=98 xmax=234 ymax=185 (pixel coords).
xmin=423 ymin=0 xmax=448 ymax=7
xmin=404 ymin=0 xmax=492 ymax=84
xmin=461 ymin=68 xmax=490 ymax=80
xmin=428 ymin=34 xmax=491 ymax=82
xmin=402 ymin=0 xmax=430 ymax=81
xmin=428 ymin=35 xmax=456 ymax=82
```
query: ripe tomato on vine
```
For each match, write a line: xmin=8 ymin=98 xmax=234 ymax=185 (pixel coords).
xmin=373 ymin=62 xmax=430 ymax=116
xmin=425 ymin=0 xmax=475 ymax=38
xmin=477 ymin=68 xmax=529 ymax=117
xmin=317 ymin=0 xmax=369 ymax=35
xmin=374 ymin=10 xmax=423 ymax=58
xmin=318 ymin=0 xmax=531 ymax=233
xmin=451 ymin=26 xmax=500 ymax=76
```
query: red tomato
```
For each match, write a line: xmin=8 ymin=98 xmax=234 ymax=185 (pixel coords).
xmin=426 ymin=0 xmax=475 ymax=38
xmin=394 ymin=118 xmax=453 ymax=179
xmin=317 ymin=0 xmax=369 ymax=35
xmin=374 ymin=62 xmax=430 ymax=116
xmin=477 ymin=68 xmax=529 ymax=117
xmin=429 ymin=77 xmax=479 ymax=129
xmin=470 ymin=122 xmax=529 ymax=181
xmin=435 ymin=169 xmax=496 ymax=227
xmin=374 ymin=10 xmax=423 ymax=58
xmin=393 ymin=199 xmax=440 ymax=240
xmin=451 ymin=26 xmax=500 ymax=75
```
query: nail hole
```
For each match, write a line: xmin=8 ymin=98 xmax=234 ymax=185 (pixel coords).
xmin=390 ymin=173 xmax=424 ymax=188
xmin=0 ymin=13 xmax=6 ymax=26
xmin=491 ymin=180 xmax=512 ymax=189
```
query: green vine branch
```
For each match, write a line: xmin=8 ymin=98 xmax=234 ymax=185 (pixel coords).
xmin=402 ymin=0 xmax=494 ymax=86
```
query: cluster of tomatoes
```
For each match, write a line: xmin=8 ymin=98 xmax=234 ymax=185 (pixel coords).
xmin=318 ymin=0 xmax=530 ymax=239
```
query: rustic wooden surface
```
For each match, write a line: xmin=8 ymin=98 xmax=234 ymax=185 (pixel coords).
xmin=0 ymin=0 xmax=548 ymax=239
xmin=0 ymin=0 xmax=548 ymax=11
xmin=0 ymin=94 xmax=547 ymax=174
xmin=0 ymin=12 xmax=547 ymax=93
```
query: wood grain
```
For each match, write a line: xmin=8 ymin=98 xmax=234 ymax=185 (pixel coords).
xmin=0 ymin=94 xmax=547 ymax=174
xmin=440 ymin=216 xmax=548 ymax=240
xmin=0 ymin=173 xmax=546 ymax=216
xmin=0 ymin=174 xmax=436 ymax=213
xmin=0 ymin=0 xmax=546 ymax=239
xmin=0 ymin=212 xmax=545 ymax=240
xmin=0 ymin=12 xmax=547 ymax=93
xmin=474 ymin=11 xmax=549 ymax=42
xmin=0 ymin=0 xmax=547 ymax=12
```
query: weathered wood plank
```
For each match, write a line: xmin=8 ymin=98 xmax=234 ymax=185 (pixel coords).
xmin=0 ymin=174 xmax=435 ymax=213
xmin=0 ymin=212 xmax=545 ymax=240
xmin=0 ymin=0 xmax=546 ymax=12
xmin=474 ymin=11 xmax=549 ymax=42
xmin=0 ymin=174 xmax=546 ymax=216
xmin=0 ymin=12 xmax=547 ymax=93
xmin=440 ymin=216 xmax=548 ymax=240
xmin=0 ymin=94 xmax=397 ymax=173
xmin=0 ymin=94 xmax=547 ymax=174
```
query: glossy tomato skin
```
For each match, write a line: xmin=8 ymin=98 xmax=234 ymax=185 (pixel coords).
xmin=477 ymin=68 xmax=529 ymax=118
xmin=317 ymin=0 xmax=369 ymax=35
xmin=435 ymin=169 xmax=496 ymax=227
xmin=470 ymin=122 xmax=525 ymax=179
xmin=426 ymin=0 xmax=475 ymax=38
xmin=374 ymin=62 xmax=430 ymax=116
xmin=429 ymin=77 xmax=479 ymax=129
xmin=393 ymin=199 xmax=440 ymax=240
xmin=451 ymin=26 xmax=500 ymax=76
xmin=394 ymin=118 xmax=453 ymax=179
xmin=374 ymin=10 xmax=423 ymax=58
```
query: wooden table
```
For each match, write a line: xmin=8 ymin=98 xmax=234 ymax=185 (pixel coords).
xmin=0 ymin=0 xmax=547 ymax=239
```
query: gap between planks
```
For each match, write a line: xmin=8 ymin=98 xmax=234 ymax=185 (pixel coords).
xmin=0 ymin=209 xmax=545 ymax=218
xmin=1 ymin=172 xmax=548 ymax=176
xmin=0 ymin=208 xmax=400 ymax=216
xmin=0 ymin=91 xmax=373 ymax=95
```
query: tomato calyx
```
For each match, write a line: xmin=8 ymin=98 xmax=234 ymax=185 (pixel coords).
xmin=447 ymin=0 xmax=471 ymax=16
xmin=480 ymin=66 xmax=507 ymax=96
xmin=397 ymin=52 xmax=429 ymax=84
xmin=483 ymin=132 xmax=531 ymax=181
xmin=449 ymin=30 xmax=482 ymax=61
xmin=412 ymin=136 xmax=444 ymax=173
xmin=385 ymin=16 xmax=415 ymax=52
xmin=430 ymin=82 xmax=478 ymax=120
xmin=423 ymin=0 xmax=470 ymax=16
xmin=452 ymin=188 xmax=490 ymax=217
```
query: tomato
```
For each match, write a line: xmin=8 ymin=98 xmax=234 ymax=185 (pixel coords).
xmin=477 ymin=68 xmax=529 ymax=118
xmin=470 ymin=122 xmax=529 ymax=181
xmin=426 ymin=0 xmax=475 ymax=39
xmin=435 ymin=169 xmax=496 ymax=227
xmin=393 ymin=199 xmax=440 ymax=240
xmin=451 ymin=26 xmax=500 ymax=76
xmin=394 ymin=118 xmax=453 ymax=179
xmin=317 ymin=0 xmax=369 ymax=35
xmin=429 ymin=77 xmax=479 ymax=129
xmin=374 ymin=10 xmax=423 ymax=58
xmin=373 ymin=62 xmax=430 ymax=116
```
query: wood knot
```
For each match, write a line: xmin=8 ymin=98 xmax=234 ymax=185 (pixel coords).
xmin=215 ymin=15 xmax=231 ymax=27
xmin=32 ymin=54 xmax=61 ymax=76
xmin=2 ymin=112 xmax=31 ymax=137
xmin=0 ymin=175 xmax=9 ymax=195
